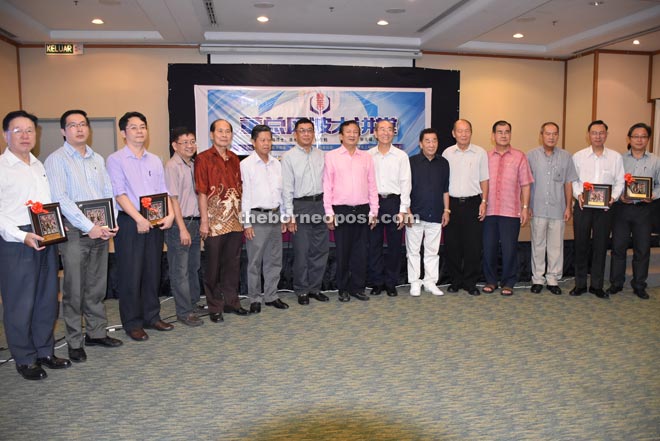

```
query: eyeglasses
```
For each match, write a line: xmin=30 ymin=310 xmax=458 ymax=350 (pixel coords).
xmin=66 ymin=122 xmax=88 ymax=129
xmin=126 ymin=125 xmax=147 ymax=131
xmin=630 ymin=135 xmax=649 ymax=140
xmin=177 ymin=140 xmax=197 ymax=146
xmin=11 ymin=128 xmax=35 ymax=136
xmin=590 ymin=131 xmax=606 ymax=136
xmin=296 ymin=128 xmax=314 ymax=134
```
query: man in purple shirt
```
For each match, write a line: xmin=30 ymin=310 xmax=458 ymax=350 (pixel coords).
xmin=107 ymin=112 xmax=175 ymax=341
xmin=323 ymin=120 xmax=378 ymax=302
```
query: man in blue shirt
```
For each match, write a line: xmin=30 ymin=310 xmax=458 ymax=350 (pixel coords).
xmin=406 ymin=128 xmax=450 ymax=297
xmin=45 ymin=109 xmax=123 ymax=363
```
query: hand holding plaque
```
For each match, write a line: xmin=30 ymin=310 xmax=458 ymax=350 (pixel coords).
xmin=140 ymin=193 xmax=168 ymax=226
xmin=624 ymin=174 xmax=652 ymax=201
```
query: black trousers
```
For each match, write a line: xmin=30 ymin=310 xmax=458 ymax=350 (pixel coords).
xmin=203 ymin=231 xmax=243 ymax=313
xmin=114 ymin=213 xmax=163 ymax=332
xmin=444 ymin=195 xmax=483 ymax=289
xmin=333 ymin=204 xmax=370 ymax=293
xmin=573 ymin=200 xmax=612 ymax=289
xmin=368 ymin=195 xmax=403 ymax=288
xmin=0 ymin=235 xmax=58 ymax=365
xmin=609 ymin=202 xmax=652 ymax=290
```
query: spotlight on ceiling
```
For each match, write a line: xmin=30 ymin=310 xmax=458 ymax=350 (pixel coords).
xmin=377 ymin=20 xmax=389 ymax=26
xmin=257 ymin=16 xmax=269 ymax=23
xmin=513 ymin=33 xmax=524 ymax=39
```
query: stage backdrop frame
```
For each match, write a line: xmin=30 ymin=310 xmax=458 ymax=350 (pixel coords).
xmin=168 ymin=64 xmax=459 ymax=155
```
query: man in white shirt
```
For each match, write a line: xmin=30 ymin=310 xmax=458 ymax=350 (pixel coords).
xmin=367 ymin=119 xmax=411 ymax=297
xmin=442 ymin=119 xmax=489 ymax=296
xmin=0 ymin=110 xmax=71 ymax=380
xmin=241 ymin=125 xmax=288 ymax=313
xmin=570 ymin=120 xmax=624 ymax=299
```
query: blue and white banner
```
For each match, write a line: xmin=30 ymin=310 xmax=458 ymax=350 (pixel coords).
xmin=194 ymin=85 xmax=431 ymax=156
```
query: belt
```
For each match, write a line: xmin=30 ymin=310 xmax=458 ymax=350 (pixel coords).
xmin=251 ymin=206 xmax=279 ymax=213
xmin=183 ymin=216 xmax=201 ymax=220
xmin=450 ymin=195 xmax=481 ymax=203
xmin=294 ymin=193 xmax=323 ymax=202
xmin=379 ymin=193 xmax=400 ymax=200
xmin=333 ymin=204 xmax=369 ymax=212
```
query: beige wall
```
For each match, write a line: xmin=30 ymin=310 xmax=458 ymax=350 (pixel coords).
xmin=652 ymin=53 xmax=660 ymax=100
xmin=565 ymin=54 xmax=594 ymax=153
xmin=597 ymin=53 xmax=652 ymax=153
xmin=0 ymin=39 xmax=20 ymax=150
xmin=418 ymin=54 xmax=565 ymax=152
xmin=18 ymin=46 xmax=205 ymax=162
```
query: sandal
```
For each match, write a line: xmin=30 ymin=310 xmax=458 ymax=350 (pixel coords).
xmin=501 ymin=287 xmax=514 ymax=296
xmin=482 ymin=284 xmax=496 ymax=293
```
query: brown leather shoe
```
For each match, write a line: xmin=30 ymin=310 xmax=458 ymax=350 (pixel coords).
xmin=146 ymin=320 xmax=174 ymax=331
xmin=127 ymin=328 xmax=149 ymax=341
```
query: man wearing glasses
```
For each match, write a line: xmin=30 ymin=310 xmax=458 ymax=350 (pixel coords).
xmin=45 ymin=109 xmax=122 ymax=363
xmin=107 ymin=112 xmax=176 ymax=340
xmin=164 ymin=127 xmax=204 ymax=326
xmin=1 ymin=110 xmax=71 ymax=380
xmin=282 ymin=118 xmax=330 ymax=305
xmin=570 ymin=120 xmax=624 ymax=299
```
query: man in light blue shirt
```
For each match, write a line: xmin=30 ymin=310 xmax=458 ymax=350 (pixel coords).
xmin=45 ymin=109 xmax=122 ymax=363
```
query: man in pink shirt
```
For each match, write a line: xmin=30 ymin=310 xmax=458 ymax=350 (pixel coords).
xmin=323 ymin=120 xmax=379 ymax=302
xmin=482 ymin=120 xmax=534 ymax=296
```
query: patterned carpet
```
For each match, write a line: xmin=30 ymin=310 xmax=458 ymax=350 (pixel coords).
xmin=0 ymin=282 xmax=658 ymax=440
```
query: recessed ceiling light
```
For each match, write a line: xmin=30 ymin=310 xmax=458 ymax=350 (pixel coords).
xmin=386 ymin=8 xmax=405 ymax=14
xmin=254 ymin=2 xmax=274 ymax=8
xmin=377 ymin=20 xmax=389 ymax=26
xmin=589 ymin=1 xmax=604 ymax=6
xmin=257 ymin=16 xmax=269 ymax=23
xmin=91 ymin=18 xmax=104 ymax=25
xmin=633 ymin=39 xmax=640 ymax=45
xmin=513 ymin=33 xmax=524 ymax=39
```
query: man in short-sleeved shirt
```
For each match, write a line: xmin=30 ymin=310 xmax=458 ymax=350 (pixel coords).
xmin=527 ymin=122 xmax=577 ymax=295
xmin=483 ymin=120 xmax=533 ymax=296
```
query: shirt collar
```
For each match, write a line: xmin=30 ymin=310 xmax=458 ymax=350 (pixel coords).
xmin=339 ymin=145 xmax=363 ymax=156
xmin=2 ymin=148 xmax=38 ymax=166
xmin=64 ymin=141 xmax=92 ymax=158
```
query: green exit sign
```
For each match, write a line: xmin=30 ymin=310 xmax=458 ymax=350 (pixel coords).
xmin=45 ymin=43 xmax=84 ymax=55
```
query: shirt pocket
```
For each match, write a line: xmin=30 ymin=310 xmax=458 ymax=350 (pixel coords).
xmin=552 ymin=167 xmax=565 ymax=183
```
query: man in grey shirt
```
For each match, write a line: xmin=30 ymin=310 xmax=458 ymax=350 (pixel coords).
xmin=281 ymin=118 xmax=329 ymax=305
xmin=527 ymin=122 xmax=577 ymax=295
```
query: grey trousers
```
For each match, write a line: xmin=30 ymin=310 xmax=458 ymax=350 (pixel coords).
xmin=165 ymin=219 xmax=201 ymax=317
xmin=58 ymin=222 xmax=110 ymax=348
xmin=291 ymin=199 xmax=328 ymax=296
xmin=530 ymin=216 xmax=565 ymax=285
xmin=246 ymin=220 xmax=282 ymax=304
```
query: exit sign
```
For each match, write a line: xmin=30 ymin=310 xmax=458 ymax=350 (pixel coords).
xmin=45 ymin=43 xmax=84 ymax=55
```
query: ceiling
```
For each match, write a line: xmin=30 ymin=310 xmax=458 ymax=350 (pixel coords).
xmin=0 ymin=0 xmax=659 ymax=59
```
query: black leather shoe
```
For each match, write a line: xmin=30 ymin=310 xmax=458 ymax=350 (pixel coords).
xmin=589 ymin=287 xmax=609 ymax=299
xmin=265 ymin=299 xmax=289 ymax=309
xmin=569 ymin=286 xmax=587 ymax=296
xmin=225 ymin=307 xmax=249 ymax=316
xmin=634 ymin=288 xmax=649 ymax=299
xmin=68 ymin=347 xmax=87 ymax=363
xmin=209 ymin=312 xmax=224 ymax=322
xmin=607 ymin=285 xmax=623 ymax=295
xmin=308 ymin=292 xmax=329 ymax=302
xmin=249 ymin=302 xmax=261 ymax=314
xmin=298 ymin=294 xmax=310 ymax=305
xmin=467 ymin=287 xmax=481 ymax=296
xmin=145 ymin=320 xmax=174 ymax=331
xmin=546 ymin=285 xmax=562 ymax=295
xmin=370 ymin=285 xmax=385 ymax=296
xmin=530 ymin=284 xmax=543 ymax=293
xmin=385 ymin=286 xmax=398 ymax=297
xmin=85 ymin=335 xmax=123 ymax=347
xmin=37 ymin=355 xmax=72 ymax=369
xmin=338 ymin=291 xmax=350 ymax=302
xmin=447 ymin=284 xmax=460 ymax=293
xmin=350 ymin=291 xmax=370 ymax=301
xmin=16 ymin=363 xmax=47 ymax=380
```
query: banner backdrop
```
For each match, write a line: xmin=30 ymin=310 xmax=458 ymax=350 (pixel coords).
xmin=169 ymin=64 xmax=459 ymax=156
xmin=194 ymin=85 xmax=431 ymax=156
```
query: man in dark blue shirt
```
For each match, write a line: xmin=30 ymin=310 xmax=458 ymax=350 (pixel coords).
xmin=405 ymin=128 xmax=450 ymax=296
